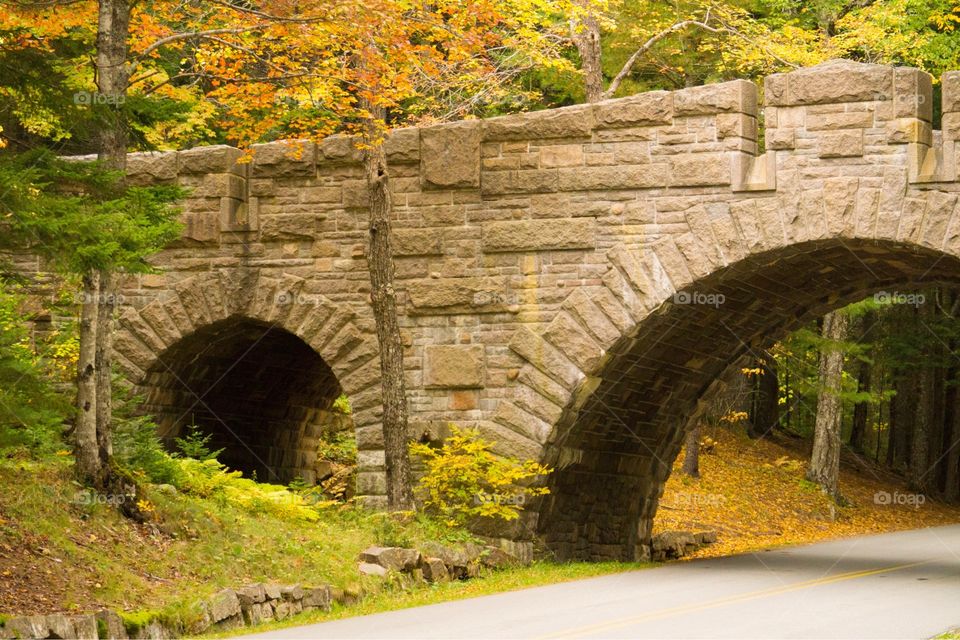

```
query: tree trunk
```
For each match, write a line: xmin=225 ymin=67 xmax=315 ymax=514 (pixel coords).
xmin=681 ymin=425 xmax=700 ymax=478
xmin=362 ymin=104 xmax=414 ymax=511
xmin=807 ymin=311 xmax=848 ymax=501
xmin=572 ymin=1 xmax=603 ymax=103
xmin=945 ymin=381 xmax=960 ymax=502
xmin=75 ymin=272 xmax=101 ymax=483
xmin=909 ymin=361 xmax=933 ymax=493
xmin=96 ymin=0 xmax=131 ymax=171
xmin=94 ymin=270 xmax=115 ymax=486
xmin=850 ymin=357 xmax=870 ymax=452
xmin=748 ymin=351 xmax=779 ymax=439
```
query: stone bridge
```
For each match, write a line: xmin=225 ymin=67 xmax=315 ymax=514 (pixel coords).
xmin=112 ymin=60 xmax=960 ymax=561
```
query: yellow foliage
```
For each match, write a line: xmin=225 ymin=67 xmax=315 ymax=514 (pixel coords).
xmin=410 ymin=427 xmax=551 ymax=527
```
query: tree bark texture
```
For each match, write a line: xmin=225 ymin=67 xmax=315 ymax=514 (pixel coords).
xmin=807 ymin=311 xmax=848 ymax=501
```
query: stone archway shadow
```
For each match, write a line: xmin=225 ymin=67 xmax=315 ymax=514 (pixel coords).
xmin=112 ymin=269 xmax=384 ymax=493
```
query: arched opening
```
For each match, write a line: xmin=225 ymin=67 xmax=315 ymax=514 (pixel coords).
xmin=537 ymin=238 xmax=960 ymax=561
xmin=138 ymin=316 xmax=351 ymax=484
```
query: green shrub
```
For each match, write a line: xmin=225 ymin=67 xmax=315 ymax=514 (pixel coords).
xmin=112 ymin=384 xmax=181 ymax=485
xmin=409 ymin=426 xmax=551 ymax=527
xmin=173 ymin=424 xmax=224 ymax=461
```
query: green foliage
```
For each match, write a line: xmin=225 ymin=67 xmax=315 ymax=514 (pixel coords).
xmin=173 ymin=425 xmax=224 ymax=462
xmin=317 ymin=431 xmax=358 ymax=466
xmin=0 ymin=149 xmax=183 ymax=276
xmin=409 ymin=427 xmax=552 ymax=527
xmin=112 ymin=385 xmax=181 ymax=485
xmin=332 ymin=393 xmax=352 ymax=414
xmin=0 ymin=281 xmax=70 ymax=454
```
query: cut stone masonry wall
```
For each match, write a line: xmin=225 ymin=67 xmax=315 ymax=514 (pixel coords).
xmin=110 ymin=60 xmax=960 ymax=560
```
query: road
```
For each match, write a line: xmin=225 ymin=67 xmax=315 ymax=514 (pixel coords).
xmin=243 ymin=524 xmax=960 ymax=640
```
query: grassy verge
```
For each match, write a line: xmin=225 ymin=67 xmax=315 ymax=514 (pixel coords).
xmin=211 ymin=560 xmax=650 ymax=638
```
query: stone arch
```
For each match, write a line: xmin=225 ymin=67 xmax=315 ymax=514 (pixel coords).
xmin=112 ymin=269 xmax=382 ymax=486
xmin=500 ymin=186 xmax=960 ymax=561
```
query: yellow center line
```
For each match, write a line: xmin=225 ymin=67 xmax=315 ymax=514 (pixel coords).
xmin=536 ymin=560 xmax=932 ymax=640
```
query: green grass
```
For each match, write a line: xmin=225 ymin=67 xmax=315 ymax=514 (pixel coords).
xmin=212 ymin=560 xmax=651 ymax=638
xmin=0 ymin=455 xmax=647 ymax=628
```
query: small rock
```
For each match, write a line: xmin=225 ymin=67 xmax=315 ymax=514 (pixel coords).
xmin=302 ymin=585 xmax=332 ymax=611
xmin=694 ymin=530 xmax=718 ymax=545
xmin=279 ymin=585 xmax=304 ymax=601
xmin=236 ymin=583 xmax=267 ymax=606
xmin=359 ymin=561 xmax=389 ymax=577
xmin=263 ymin=584 xmax=283 ymax=600
xmin=96 ymin=611 xmax=128 ymax=640
xmin=420 ymin=557 xmax=448 ymax=582
xmin=359 ymin=546 xmax=421 ymax=572
xmin=7 ymin=616 xmax=48 ymax=639
xmin=71 ymin=615 xmax=98 ymax=640
xmin=272 ymin=601 xmax=299 ymax=621
xmin=480 ymin=546 xmax=515 ymax=569
xmin=207 ymin=588 xmax=241 ymax=622
xmin=153 ymin=484 xmax=177 ymax=495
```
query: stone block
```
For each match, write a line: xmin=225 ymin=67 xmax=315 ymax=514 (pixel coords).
xmin=393 ymin=229 xmax=442 ymax=256
xmin=818 ymin=130 xmax=864 ymax=158
xmin=423 ymin=344 xmax=485 ymax=388
xmin=674 ymin=79 xmax=757 ymax=116
xmin=765 ymin=59 xmax=893 ymax=106
xmin=406 ymin=276 xmax=511 ymax=313
xmin=482 ymin=218 xmax=595 ymax=252
xmin=420 ymin=557 xmax=449 ymax=582
xmin=557 ymin=165 xmax=670 ymax=191
xmin=484 ymin=104 xmax=594 ymax=141
xmin=594 ymin=91 xmax=673 ymax=127
xmin=127 ymin=151 xmax=178 ymax=183
xmin=385 ymin=127 xmax=420 ymax=163
xmin=251 ymin=139 xmax=316 ymax=177
xmin=944 ymin=71 xmax=960 ymax=113
xmin=421 ymin=121 xmax=482 ymax=188
xmin=669 ymin=154 xmax=730 ymax=187
xmin=178 ymin=145 xmax=244 ymax=175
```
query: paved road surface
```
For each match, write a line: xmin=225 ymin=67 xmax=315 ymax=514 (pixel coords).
xmin=243 ymin=525 xmax=960 ymax=639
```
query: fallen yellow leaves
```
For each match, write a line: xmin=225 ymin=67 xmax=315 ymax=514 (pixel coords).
xmin=654 ymin=426 xmax=960 ymax=559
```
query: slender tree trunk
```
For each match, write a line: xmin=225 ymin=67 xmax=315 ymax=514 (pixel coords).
xmin=75 ymin=272 xmax=101 ymax=483
xmin=807 ymin=311 xmax=848 ymax=501
xmin=850 ymin=358 xmax=870 ymax=453
xmin=681 ymin=425 xmax=700 ymax=478
xmin=96 ymin=0 xmax=131 ymax=171
xmin=572 ymin=1 xmax=603 ymax=103
xmin=89 ymin=0 xmax=130 ymax=483
xmin=748 ymin=352 xmax=779 ymax=439
xmin=910 ymin=361 xmax=933 ymax=493
xmin=945 ymin=381 xmax=960 ymax=502
xmin=94 ymin=271 xmax=115 ymax=485
xmin=362 ymin=104 xmax=413 ymax=510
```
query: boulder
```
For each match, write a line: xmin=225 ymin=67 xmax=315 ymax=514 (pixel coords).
xmin=420 ymin=557 xmax=448 ymax=583
xmin=6 ymin=616 xmax=48 ymax=639
xmin=236 ymin=583 xmax=267 ymax=607
xmin=206 ymin=589 xmax=241 ymax=623
xmin=96 ymin=611 xmax=128 ymax=640
xmin=359 ymin=546 xmax=421 ymax=572
xmin=263 ymin=584 xmax=283 ymax=600
xmin=480 ymin=546 xmax=516 ymax=569
xmin=302 ymin=586 xmax=332 ymax=611
xmin=279 ymin=585 xmax=304 ymax=602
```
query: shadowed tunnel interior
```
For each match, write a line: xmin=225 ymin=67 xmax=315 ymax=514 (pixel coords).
xmin=538 ymin=238 xmax=960 ymax=561
xmin=139 ymin=316 xmax=348 ymax=484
